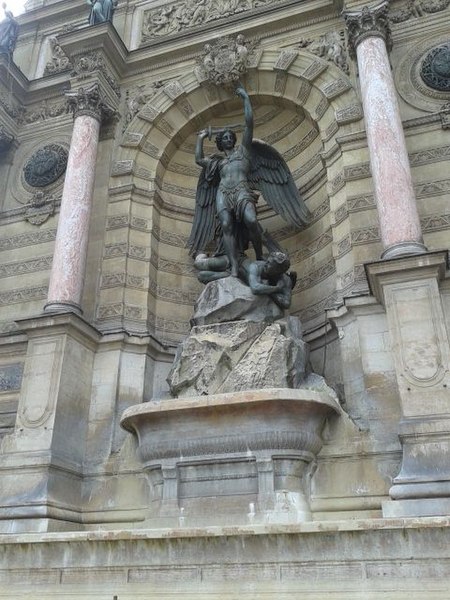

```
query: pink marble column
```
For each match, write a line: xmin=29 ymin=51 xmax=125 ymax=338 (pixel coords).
xmin=344 ymin=2 xmax=427 ymax=259
xmin=45 ymin=84 xmax=112 ymax=314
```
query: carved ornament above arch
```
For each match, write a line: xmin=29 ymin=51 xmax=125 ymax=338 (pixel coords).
xmin=118 ymin=49 xmax=361 ymax=150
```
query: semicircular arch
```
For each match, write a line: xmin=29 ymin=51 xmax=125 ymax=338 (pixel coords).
xmin=106 ymin=50 xmax=362 ymax=343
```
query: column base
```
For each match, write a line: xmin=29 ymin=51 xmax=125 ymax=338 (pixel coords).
xmin=43 ymin=301 xmax=83 ymax=315
xmin=383 ymin=497 xmax=450 ymax=518
xmin=387 ymin=416 xmax=450 ymax=507
xmin=0 ymin=312 xmax=99 ymax=532
xmin=381 ymin=240 xmax=427 ymax=260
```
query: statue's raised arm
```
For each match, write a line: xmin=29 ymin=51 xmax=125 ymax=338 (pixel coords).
xmin=188 ymin=85 xmax=311 ymax=278
xmin=235 ymin=85 xmax=253 ymax=151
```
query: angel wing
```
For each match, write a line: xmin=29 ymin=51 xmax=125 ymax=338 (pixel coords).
xmin=187 ymin=158 xmax=220 ymax=257
xmin=248 ymin=140 xmax=311 ymax=228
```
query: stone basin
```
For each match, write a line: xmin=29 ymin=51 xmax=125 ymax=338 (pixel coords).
xmin=121 ymin=388 xmax=341 ymax=526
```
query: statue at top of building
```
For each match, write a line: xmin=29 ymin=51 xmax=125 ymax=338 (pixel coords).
xmin=189 ymin=84 xmax=311 ymax=279
xmin=87 ymin=0 xmax=117 ymax=25
xmin=0 ymin=3 xmax=18 ymax=55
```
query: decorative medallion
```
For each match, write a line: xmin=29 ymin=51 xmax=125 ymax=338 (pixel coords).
xmin=395 ymin=34 xmax=450 ymax=113
xmin=23 ymin=144 xmax=68 ymax=188
xmin=421 ymin=43 xmax=450 ymax=91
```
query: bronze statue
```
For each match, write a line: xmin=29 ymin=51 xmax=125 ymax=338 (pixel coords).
xmin=0 ymin=3 xmax=18 ymax=55
xmin=188 ymin=84 xmax=310 ymax=277
xmin=194 ymin=251 xmax=296 ymax=310
xmin=87 ymin=0 xmax=117 ymax=25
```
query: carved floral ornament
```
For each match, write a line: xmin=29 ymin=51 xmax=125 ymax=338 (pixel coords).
xmin=343 ymin=1 xmax=392 ymax=60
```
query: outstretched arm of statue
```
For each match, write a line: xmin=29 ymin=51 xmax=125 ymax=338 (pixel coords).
xmin=195 ymin=129 xmax=210 ymax=168
xmin=236 ymin=85 xmax=253 ymax=150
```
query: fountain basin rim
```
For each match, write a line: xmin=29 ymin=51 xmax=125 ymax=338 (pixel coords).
xmin=120 ymin=387 xmax=341 ymax=433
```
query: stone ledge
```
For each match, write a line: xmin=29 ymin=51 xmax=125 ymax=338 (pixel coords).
xmin=0 ymin=515 xmax=449 ymax=544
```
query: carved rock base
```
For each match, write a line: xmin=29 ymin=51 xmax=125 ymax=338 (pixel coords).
xmin=192 ymin=277 xmax=284 ymax=326
xmin=167 ymin=316 xmax=309 ymax=397
xmin=121 ymin=388 xmax=341 ymax=527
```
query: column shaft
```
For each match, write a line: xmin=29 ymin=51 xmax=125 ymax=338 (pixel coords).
xmin=345 ymin=1 xmax=427 ymax=259
xmin=46 ymin=115 xmax=100 ymax=313
xmin=356 ymin=36 xmax=425 ymax=258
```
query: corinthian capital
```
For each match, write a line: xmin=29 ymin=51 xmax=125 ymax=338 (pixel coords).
xmin=65 ymin=83 xmax=116 ymax=123
xmin=343 ymin=1 xmax=392 ymax=60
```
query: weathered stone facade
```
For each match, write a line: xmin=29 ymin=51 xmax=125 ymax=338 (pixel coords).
xmin=1 ymin=0 xmax=450 ymax=597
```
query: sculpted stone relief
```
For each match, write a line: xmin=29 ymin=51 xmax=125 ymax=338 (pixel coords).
xmin=44 ymin=37 xmax=72 ymax=76
xmin=390 ymin=0 xmax=450 ymax=22
xmin=0 ymin=92 xmax=23 ymax=123
xmin=24 ymin=191 xmax=57 ymax=225
xmin=141 ymin=0 xmax=275 ymax=41
xmin=72 ymin=51 xmax=121 ymax=98
xmin=22 ymin=100 xmax=66 ymax=124
xmin=298 ymin=31 xmax=349 ymax=75
xmin=124 ymin=80 xmax=164 ymax=127
xmin=0 ymin=92 xmax=68 ymax=125
xmin=196 ymin=35 xmax=252 ymax=85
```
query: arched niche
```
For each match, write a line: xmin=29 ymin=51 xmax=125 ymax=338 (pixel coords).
xmin=106 ymin=50 xmax=362 ymax=343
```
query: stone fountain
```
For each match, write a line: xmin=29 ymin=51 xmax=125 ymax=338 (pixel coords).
xmin=121 ymin=277 xmax=341 ymax=526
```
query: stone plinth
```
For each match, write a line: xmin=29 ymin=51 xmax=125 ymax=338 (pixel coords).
xmin=0 ymin=312 xmax=99 ymax=533
xmin=366 ymin=251 xmax=450 ymax=517
xmin=121 ymin=388 xmax=341 ymax=526
xmin=0 ymin=519 xmax=449 ymax=598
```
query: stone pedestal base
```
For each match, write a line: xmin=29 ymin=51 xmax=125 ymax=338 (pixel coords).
xmin=366 ymin=251 xmax=450 ymax=517
xmin=0 ymin=313 xmax=99 ymax=533
xmin=121 ymin=388 xmax=341 ymax=527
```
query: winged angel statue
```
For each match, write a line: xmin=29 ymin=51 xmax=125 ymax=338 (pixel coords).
xmin=188 ymin=85 xmax=311 ymax=278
